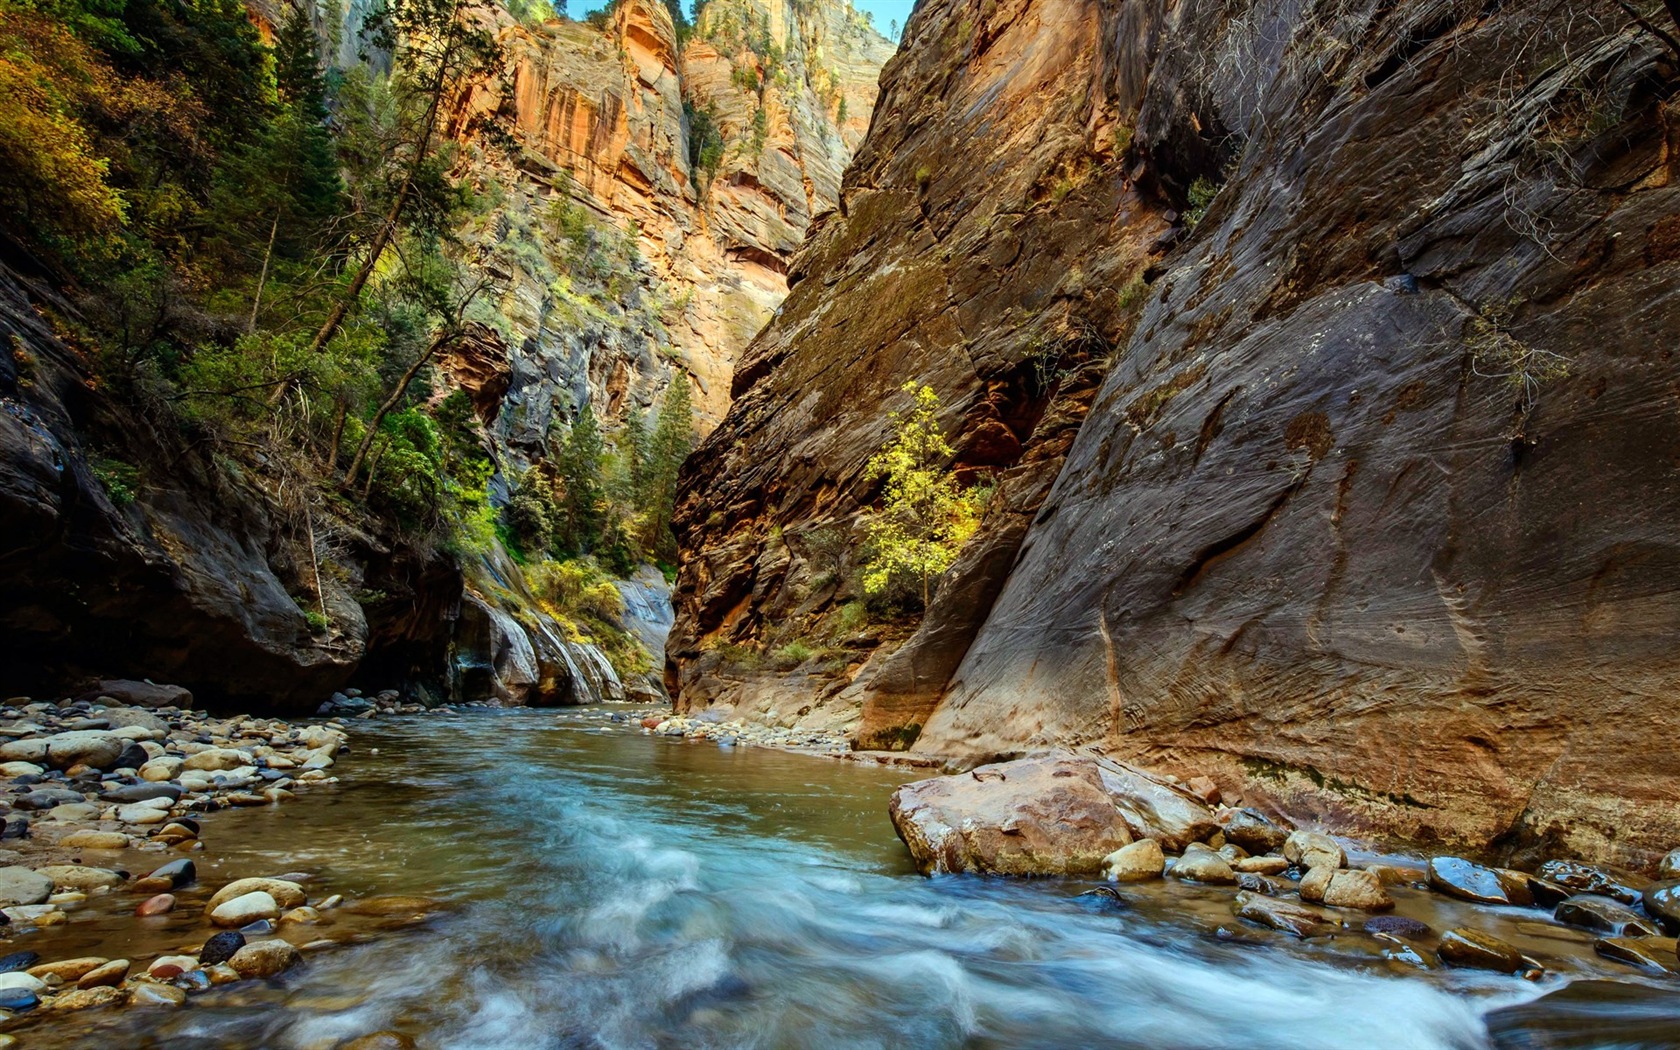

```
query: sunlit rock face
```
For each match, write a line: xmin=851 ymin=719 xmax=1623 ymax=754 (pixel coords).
xmin=673 ymin=0 xmax=1680 ymax=870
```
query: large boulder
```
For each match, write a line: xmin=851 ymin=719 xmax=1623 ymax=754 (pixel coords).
xmin=79 ymin=680 xmax=192 ymax=710
xmin=888 ymin=753 xmax=1133 ymax=876
xmin=1091 ymin=759 xmax=1218 ymax=850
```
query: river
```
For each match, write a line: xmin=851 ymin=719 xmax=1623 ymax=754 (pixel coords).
xmin=11 ymin=708 xmax=1677 ymax=1049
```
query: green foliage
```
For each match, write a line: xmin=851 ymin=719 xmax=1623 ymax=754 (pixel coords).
xmin=1465 ymin=296 xmax=1570 ymax=408
xmin=557 ymin=403 xmax=606 ymax=554
xmin=861 ymin=382 xmax=987 ymax=610
xmin=304 ymin=609 xmax=330 ymax=633
xmin=749 ymin=104 xmax=769 ymax=155
xmin=1185 ymin=175 xmax=1220 ymax=227
xmin=90 ymin=455 xmax=140 ymax=504
xmin=771 ymin=639 xmax=817 ymax=669
xmin=505 ymin=470 xmax=559 ymax=553
xmin=684 ymin=100 xmax=725 ymax=191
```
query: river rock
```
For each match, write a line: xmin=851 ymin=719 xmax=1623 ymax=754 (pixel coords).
xmin=1437 ymin=928 xmax=1528 ymax=973
xmin=1235 ymin=872 xmax=1283 ymax=895
xmin=1170 ymin=844 xmax=1236 ymax=884
xmin=0 ymin=762 xmax=42 ymax=777
xmin=97 ymin=707 xmax=168 ymax=734
xmin=37 ymin=731 xmax=126 ymax=771
xmin=112 ymin=741 xmax=149 ymax=771
xmin=341 ymin=1033 xmax=417 ymax=1050
xmin=28 ymin=957 xmax=106 ymax=981
xmin=58 ymin=830 xmax=128 ymax=850
xmin=198 ymin=931 xmax=246 ymax=966
xmin=139 ymin=757 xmax=183 ymax=782
xmin=147 ymin=954 xmax=197 ymax=977
xmin=1365 ymin=915 xmax=1432 ymax=939
xmin=1299 ymin=865 xmax=1334 ymax=902
xmin=1103 ymin=839 xmax=1164 ymax=882
xmin=1223 ymin=808 xmax=1291 ymax=853
xmin=1233 ymin=855 xmax=1289 ymax=875
xmin=144 ymin=858 xmax=195 ymax=889
xmin=0 ymin=952 xmax=39 ymax=973
xmin=1427 ymin=856 xmax=1520 ymax=905
xmin=80 ymin=680 xmax=191 ymax=710
xmin=1554 ymin=894 xmax=1660 ymax=937
xmin=182 ymin=747 xmax=250 ymax=772
xmin=1283 ymin=831 xmax=1344 ymax=871
xmin=1660 ymin=850 xmax=1680 ymax=882
xmin=128 ymin=982 xmax=187 ymax=1007
xmin=102 ymin=781 xmax=182 ymax=804
xmin=1594 ymin=936 xmax=1680 ymax=975
xmin=0 ymin=972 xmax=47 ymax=994
xmin=0 ymin=987 xmax=37 ymax=1011
xmin=47 ymin=985 xmax=123 ymax=1010
xmin=228 ymin=941 xmax=301 ymax=979
xmin=36 ymin=865 xmax=123 ymax=891
xmin=207 ymin=878 xmax=306 ymax=912
xmin=136 ymin=893 xmax=175 ymax=916
xmin=1320 ymin=869 xmax=1394 ymax=911
xmin=0 ymin=740 xmax=47 ymax=764
xmin=116 ymin=803 xmax=172 ymax=825
xmin=210 ymin=890 xmax=279 ymax=928
xmin=1641 ymin=880 xmax=1680 ymax=935
xmin=76 ymin=959 xmax=129 ymax=988
xmin=1537 ymin=860 xmax=1649 ymax=906
xmin=0 ymin=867 xmax=53 ymax=906
xmin=1233 ymin=891 xmax=1339 ymax=937
xmin=888 ymin=754 xmax=1134 ymax=876
xmin=1093 ymin=759 xmax=1217 ymax=850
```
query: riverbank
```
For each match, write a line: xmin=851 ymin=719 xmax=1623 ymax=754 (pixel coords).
xmin=0 ymin=704 xmax=1675 ymax=1048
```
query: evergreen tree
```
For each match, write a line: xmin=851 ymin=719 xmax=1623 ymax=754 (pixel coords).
xmin=275 ymin=7 xmax=328 ymax=119
xmin=558 ymin=403 xmax=606 ymax=554
xmin=643 ymin=376 xmax=694 ymax=559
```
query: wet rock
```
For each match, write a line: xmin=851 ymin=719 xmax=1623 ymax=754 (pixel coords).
xmin=1553 ymin=894 xmax=1660 ymax=937
xmin=36 ymin=864 xmax=123 ymax=891
xmin=210 ymin=890 xmax=280 ymax=928
xmin=58 ymin=829 xmax=127 ymax=850
xmin=1660 ymin=849 xmax=1680 ymax=882
xmin=47 ymin=985 xmax=123 ymax=1010
xmin=101 ymin=782 xmax=182 ymax=804
xmin=139 ymin=757 xmax=183 ymax=782
xmin=1427 ymin=857 xmax=1521 ymax=906
xmin=1233 ymin=891 xmax=1339 ymax=938
xmin=1593 ymin=936 xmax=1680 ymax=975
xmin=280 ymin=905 xmax=321 ymax=925
xmin=16 ymin=788 xmax=83 ymax=810
xmin=1437 ymin=928 xmax=1528 ymax=973
xmin=198 ymin=931 xmax=246 ymax=966
xmin=36 ymin=731 xmax=126 ymax=772
xmin=228 ymin=940 xmax=301 ymax=979
xmin=144 ymin=858 xmax=195 ymax=889
xmin=5 ymin=904 xmax=65 ymax=926
xmin=1364 ymin=915 xmax=1432 ymax=939
xmin=888 ymin=753 xmax=1134 ymax=876
xmin=0 ymin=952 xmax=39 ymax=973
xmin=1233 ymin=855 xmax=1289 ymax=875
xmin=0 ymin=972 xmax=47 ymax=994
xmin=27 ymin=958 xmax=105 ymax=981
xmin=1299 ymin=865 xmax=1334 ymax=902
xmin=80 ymin=681 xmax=191 ymax=710
xmin=0 ymin=987 xmax=37 ymax=1011
xmin=128 ymin=982 xmax=187 ymax=1007
xmin=1170 ymin=844 xmax=1236 ymax=885
xmin=136 ymin=893 xmax=175 ymax=916
xmin=1235 ymin=872 xmax=1283 ymax=895
xmin=1320 ymin=869 xmax=1395 ymax=911
xmin=76 ymin=959 xmax=129 ymax=988
xmin=341 ymin=1033 xmax=417 ymax=1050
xmin=148 ymin=954 xmax=198 ymax=977
xmin=1103 ymin=839 xmax=1164 ymax=882
xmin=183 ymin=747 xmax=250 ymax=772
xmin=1075 ymin=886 xmax=1129 ymax=911
xmin=207 ymin=877 xmax=306 ymax=912
xmin=1093 ymin=760 xmax=1218 ymax=850
xmin=116 ymin=802 xmax=172 ymax=824
xmin=1524 ymin=876 xmax=1573 ymax=909
xmin=1536 ymin=860 xmax=1649 ymax=906
xmin=1639 ymin=880 xmax=1680 ymax=936
xmin=0 ymin=866 xmax=52 ymax=906
xmin=342 ymin=896 xmax=441 ymax=917
xmin=1223 ymin=809 xmax=1291 ymax=854
xmin=1282 ymin=831 xmax=1344 ymax=871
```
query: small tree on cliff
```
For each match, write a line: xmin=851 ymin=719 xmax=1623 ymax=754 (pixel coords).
xmin=861 ymin=382 xmax=986 ymax=611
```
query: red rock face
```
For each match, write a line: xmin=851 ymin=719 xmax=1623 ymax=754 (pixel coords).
xmin=676 ymin=0 xmax=1680 ymax=871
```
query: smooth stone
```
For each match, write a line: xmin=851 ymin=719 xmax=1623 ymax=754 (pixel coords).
xmin=58 ymin=830 xmax=128 ymax=850
xmin=45 ymin=802 xmax=101 ymax=822
xmin=1103 ymin=839 xmax=1165 ymax=882
xmin=207 ymin=878 xmax=306 ymax=912
xmin=112 ymin=742 xmax=149 ymax=771
xmin=0 ymin=867 xmax=53 ymax=906
xmin=280 ymin=906 xmax=321 ymax=925
xmin=36 ymin=865 xmax=124 ymax=891
xmin=1170 ymin=845 xmax=1236 ymax=885
xmin=1235 ymin=872 xmax=1283 ymax=895
xmin=1641 ymin=880 xmax=1680 ymax=936
xmin=210 ymin=891 xmax=279 ymax=928
xmin=1233 ymin=855 xmax=1289 ymax=875
xmin=1594 ymin=936 xmax=1680 ymax=975
xmin=240 ymin=918 xmax=275 ymax=935
xmin=0 ymin=952 xmax=38 ymax=973
xmin=4 ymin=904 xmax=64 ymax=925
xmin=0 ymin=973 xmax=46 ymax=994
xmin=128 ymin=983 xmax=187 ymax=1007
xmin=1537 ymin=860 xmax=1649 ymax=906
xmin=1437 ymin=928 xmax=1528 ymax=973
xmin=38 ymin=731 xmax=127 ymax=772
xmin=1299 ymin=864 xmax=1334 ymax=902
xmin=146 ymin=858 xmax=196 ymax=888
xmin=148 ymin=954 xmax=198 ymax=977
xmin=47 ymin=985 xmax=123 ymax=1010
xmin=1222 ymin=808 xmax=1291 ymax=853
xmin=1321 ymin=869 xmax=1395 ymax=911
xmin=0 ymin=763 xmax=42 ymax=778
xmin=1526 ymin=876 xmax=1574 ymax=909
xmin=1427 ymin=856 xmax=1518 ymax=906
xmin=139 ymin=757 xmax=183 ymax=782
xmin=28 ymin=958 xmax=108 ymax=981
xmin=1283 ymin=830 xmax=1345 ymax=871
xmin=198 ymin=931 xmax=246 ymax=966
xmin=1660 ymin=849 xmax=1680 ymax=882
xmin=136 ymin=893 xmax=175 ymax=916
xmin=228 ymin=941 xmax=301 ymax=979
xmin=116 ymin=804 xmax=171 ymax=825
xmin=0 ymin=987 xmax=37 ymax=1011
xmin=101 ymin=782 xmax=182 ymax=804
xmin=76 ymin=959 xmax=129 ymax=988
xmin=171 ymin=969 xmax=211 ymax=992
xmin=156 ymin=821 xmax=198 ymax=840
xmin=1554 ymin=894 xmax=1660 ymax=937
xmin=342 ymin=896 xmax=440 ymax=916
xmin=1365 ymin=915 xmax=1432 ymax=938
xmin=1233 ymin=890 xmax=1339 ymax=937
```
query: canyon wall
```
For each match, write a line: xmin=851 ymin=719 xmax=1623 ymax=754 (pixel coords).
xmin=672 ymin=0 xmax=1680 ymax=870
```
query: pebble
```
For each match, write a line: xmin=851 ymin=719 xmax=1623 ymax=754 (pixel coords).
xmin=148 ymin=955 xmax=198 ymax=977
xmin=0 ymin=867 xmax=53 ymax=907
xmin=36 ymin=864 xmax=124 ymax=891
xmin=0 ymin=952 xmax=39 ymax=974
xmin=27 ymin=958 xmax=106 ymax=981
xmin=228 ymin=941 xmax=301 ymax=979
xmin=1103 ymin=839 xmax=1164 ymax=882
xmin=1553 ymin=894 xmax=1660 ymax=937
xmin=208 ymin=877 xmax=306 ymax=912
xmin=136 ymin=893 xmax=176 ymax=916
xmin=58 ymin=829 xmax=129 ymax=850
xmin=75 ymin=958 xmax=129 ymax=988
xmin=47 ymin=985 xmax=123 ymax=1010
xmin=210 ymin=890 xmax=280 ymax=928
xmin=128 ymin=982 xmax=187 ymax=1007
xmin=198 ymin=931 xmax=247 ymax=966
xmin=0 ymin=987 xmax=38 ymax=1012
xmin=0 ymin=973 xmax=47 ymax=994
xmin=1437 ymin=928 xmax=1530 ymax=974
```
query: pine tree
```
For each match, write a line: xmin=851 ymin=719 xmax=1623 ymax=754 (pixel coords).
xmin=558 ymin=403 xmax=606 ymax=554
xmin=643 ymin=376 xmax=694 ymax=559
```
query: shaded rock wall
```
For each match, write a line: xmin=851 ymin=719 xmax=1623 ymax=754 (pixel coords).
xmin=673 ymin=0 xmax=1680 ymax=870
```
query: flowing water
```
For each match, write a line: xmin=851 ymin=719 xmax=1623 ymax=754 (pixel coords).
xmin=10 ymin=708 xmax=1680 ymax=1049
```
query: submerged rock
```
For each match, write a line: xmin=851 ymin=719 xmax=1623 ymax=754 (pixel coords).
xmin=1553 ymin=894 xmax=1660 ymax=938
xmin=1427 ymin=857 xmax=1523 ymax=906
xmin=1233 ymin=892 xmax=1339 ymax=938
xmin=1364 ymin=915 xmax=1431 ymax=939
xmin=888 ymin=754 xmax=1134 ymax=876
xmin=1437 ymin=928 xmax=1528 ymax=974
xmin=1536 ymin=861 xmax=1649 ymax=906
xmin=1593 ymin=936 xmax=1680 ymax=975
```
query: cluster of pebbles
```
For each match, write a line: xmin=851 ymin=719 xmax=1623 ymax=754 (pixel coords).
xmin=0 ymin=686 xmax=441 ymax=1037
xmin=635 ymin=713 xmax=851 ymax=755
xmin=1100 ymin=807 xmax=1680 ymax=979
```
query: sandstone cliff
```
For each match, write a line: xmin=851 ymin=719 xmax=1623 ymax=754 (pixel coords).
xmin=671 ymin=0 xmax=1680 ymax=871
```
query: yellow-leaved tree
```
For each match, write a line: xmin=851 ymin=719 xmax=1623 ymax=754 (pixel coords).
xmin=861 ymin=381 xmax=988 ymax=610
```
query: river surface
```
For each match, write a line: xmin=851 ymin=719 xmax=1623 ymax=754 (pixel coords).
xmin=12 ymin=708 xmax=1680 ymax=1049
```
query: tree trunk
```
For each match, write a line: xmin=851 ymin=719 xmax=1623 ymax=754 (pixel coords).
xmin=249 ymin=208 xmax=282 ymax=332
xmin=340 ymin=332 xmax=452 ymax=489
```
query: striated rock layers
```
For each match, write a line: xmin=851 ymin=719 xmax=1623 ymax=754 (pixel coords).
xmin=673 ymin=0 xmax=1680 ymax=870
